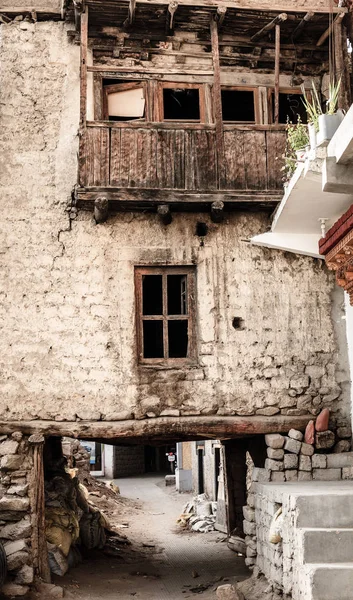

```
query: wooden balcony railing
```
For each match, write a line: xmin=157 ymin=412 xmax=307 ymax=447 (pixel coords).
xmin=77 ymin=122 xmax=286 ymax=208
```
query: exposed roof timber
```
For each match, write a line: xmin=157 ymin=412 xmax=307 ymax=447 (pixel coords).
xmin=216 ymin=4 xmax=226 ymax=25
xmin=123 ymin=0 xmax=136 ymax=28
xmin=317 ymin=11 xmax=344 ymax=46
xmin=292 ymin=11 xmax=315 ymax=40
xmin=84 ymin=0 xmax=347 ymax=14
xmin=251 ymin=11 xmax=287 ymax=43
xmin=166 ymin=0 xmax=178 ymax=31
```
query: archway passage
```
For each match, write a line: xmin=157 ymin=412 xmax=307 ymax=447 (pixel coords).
xmin=36 ymin=429 xmax=271 ymax=600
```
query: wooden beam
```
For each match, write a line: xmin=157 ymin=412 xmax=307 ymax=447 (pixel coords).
xmin=334 ymin=17 xmax=351 ymax=111
xmin=292 ymin=11 xmax=314 ymax=40
xmin=157 ymin=204 xmax=172 ymax=224
xmin=274 ymin=23 xmax=280 ymax=124
xmin=123 ymin=0 xmax=136 ymax=29
xmin=251 ymin=12 xmax=287 ymax=43
xmin=0 ymin=416 xmax=313 ymax=444
xmin=211 ymin=200 xmax=224 ymax=222
xmin=317 ymin=12 xmax=344 ymax=47
xmin=216 ymin=5 xmax=227 ymax=27
xmin=165 ymin=0 xmax=178 ymax=33
xmin=210 ymin=15 xmax=224 ymax=188
xmin=80 ymin=7 xmax=88 ymax=128
xmin=94 ymin=196 xmax=109 ymax=223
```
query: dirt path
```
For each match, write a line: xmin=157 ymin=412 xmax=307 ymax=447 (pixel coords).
xmin=54 ymin=474 xmax=249 ymax=599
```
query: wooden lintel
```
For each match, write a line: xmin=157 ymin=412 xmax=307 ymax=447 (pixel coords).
xmin=251 ymin=12 xmax=287 ymax=43
xmin=216 ymin=5 xmax=227 ymax=26
xmin=80 ymin=7 xmax=88 ymax=128
xmin=210 ymin=15 xmax=224 ymax=188
xmin=123 ymin=0 xmax=136 ymax=29
xmin=94 ymin=196 xmax=109 ymax=223
xmin=0 ymin=416 xmax=312 ymax=444
xmin=211 ymin=200 xmax=224 ymax=222
xmin=274 ymin=23 xmax=280 ymax=124
xmin=292 ymin=11 xmax=315 ymax=40
xmin=157 ymin=204 xmax=172 ymax=225
xmin=317 ymin=11 xmax=344 ymax=47
xmin=166 ymin=0 xmax=178 ymax=33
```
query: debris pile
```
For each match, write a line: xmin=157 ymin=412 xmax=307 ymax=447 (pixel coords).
xmin=177 ymin=494 xmax=217 ymax=533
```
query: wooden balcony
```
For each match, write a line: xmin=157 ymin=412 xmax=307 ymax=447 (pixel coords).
xmin=76 ymin=122 xmax=286 ymax=211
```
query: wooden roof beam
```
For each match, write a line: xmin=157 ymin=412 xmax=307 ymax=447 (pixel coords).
xmin=317 ymin=11 xmax=344 ymax=47
xmin=250 ymin=12 xmax=287 ymax=42
xmin=216 ymin=5 xmax=227 ymax=27
xmin=292 ymin=11 xmax=315 ymax=40
xmin=165 ymin=1 xmax=178 ymax=33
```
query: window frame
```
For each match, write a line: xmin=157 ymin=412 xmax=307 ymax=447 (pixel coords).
xmin=135 ymin=266 xmax=197 ymax=366
xmin=102 ymin=81 xmax=147 ymax=121
xmin=156 ymin=82 xmax=206 ymax=123
xmin=220 ymin=86 xmax=260 ymax=124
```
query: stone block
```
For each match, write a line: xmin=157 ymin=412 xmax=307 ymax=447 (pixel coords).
xmin=0 ymin=440 xmax=19 ymax=456
xmin=247 ymin=494 xmax=255 ymax=508
xmin=76 ymin=411 xmax=101 ymax=421
xmin=315 ymin=408 xmax=330 ymax=432
xmin=265 ymin=434 xmax=285 ymax=449
xmin=300 ymin=442 xmax=314 ymax=456
xmin=284 ymin=437 xmax=301 ymax=454
xmin=14 ymin=565 xmax=34 ymax=585
xmin=284 ymin=454 xmax=298 ymax=469
xmin=2 ymin=583 xmax=29 ymax=597
xmin=342 ymin=467 xmax=353 ymax=480
xmin=243 ymin=520 xmax=256 ymax=536
xmin=4 ymin=539 xmax=27 ymax=556
xmin=0 ymin=516 xmax=31 ymax=540
xmin=315 ymin=431 xmax=335 ymax=450
xmin=285 ymin=470 xmax=298 ymax=481
xmin=288 ymin=429 xmax=304 ymax=442
xmin=246 ymin=546 xmax=257 ymax=558
xmin=333 ymin=440 xmax=351 ymax=453
xmin=298 ymin=471 xmax=312 ymax=481
xmin=312 ymin=454 xmax=327 ymax=469
xmin=265 ymin=459 xmax=284 ymax=472
xmin=244 ymin=557 xmax=256 ymax=567
xmin=243 ymin=506 xmax=255 ymax=522
xmin=299 ymin=455 xmax=311 ymax=472
xmin=256 ymin=407 xmax=280 ymax=416
xmin=0 ymin=455 xmax=23 ymax=471
xmin=305 ymin=365 xmax=326 ymax=378
xmin=327 ymin=453 xmax=353 ymax=468
xmin=271 ymin=472 xmax=285 ymax=483
xmin=337 ymin=427 xmax=352 ymax=439
xmin=313 ymin=468 xmax=341 ymax=481
xmin=0 ymin=497 xmax=29 ymax=512
xmin=228 ymin=536 xmax=246 ymax=554
xmin=160 ymin=409 xmax=180 ymax=417
xmin=251 ymin=468 xmax=271 ymax=483
xmin=267 ymin=448 xmax=284 ymax=460
xmin=7 ymin=484 xmax=29 ymax=497
xmin=7 ymin=551 xmax=29 ymax=572
xmin=290 ymin=375 xmax=309 ymax=389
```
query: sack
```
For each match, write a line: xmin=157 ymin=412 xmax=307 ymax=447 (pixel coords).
xmin=269 ymin=507 xmax=283 ymax=544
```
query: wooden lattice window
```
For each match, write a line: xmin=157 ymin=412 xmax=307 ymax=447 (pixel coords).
xmin=135 ymin=266 xmax=197 ymax=365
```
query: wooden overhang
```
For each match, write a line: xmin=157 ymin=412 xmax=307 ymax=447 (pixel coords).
xmin=74 ymin=0 xmax=350 ymax=220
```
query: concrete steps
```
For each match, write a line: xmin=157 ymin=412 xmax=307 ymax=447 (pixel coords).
xmin=302 ymin=528 xmax=353 ymax=564
xmin=307 ymin=564 xmax=353 ymax=600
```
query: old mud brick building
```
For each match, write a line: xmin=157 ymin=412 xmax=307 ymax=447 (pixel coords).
xmin=0 ymin=0 xmax=352 ymax=594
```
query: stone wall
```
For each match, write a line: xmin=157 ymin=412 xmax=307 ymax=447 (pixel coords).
xmin=0 ymin=21 xmax=351 ymax=427
xmin=0 ymin=434 xmax=35 ymax=597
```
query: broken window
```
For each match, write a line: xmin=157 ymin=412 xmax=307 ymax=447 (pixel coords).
xmin=103 ymin=81 xmax=146 ymax=121
xmin=135 ymin=266 xmax=196 ymax=364
xmin=269 ymin=89 xmax=308 ymax=124
xmin=160 ymin=83 xmax=205 ymax=122
xmin=221 ymin=88 xmax=257 ymax=123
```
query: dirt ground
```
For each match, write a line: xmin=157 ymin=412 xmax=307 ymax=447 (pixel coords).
xmin=50 ymin=474 xmax=249 ymax=599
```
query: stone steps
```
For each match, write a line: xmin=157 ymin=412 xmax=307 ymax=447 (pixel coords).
xmin=295 ymin=491 xmax=353 ymax=529
xmin=301 ymin=528 xmax=353 ymax=564
xmin=307 ymin=564 xmax=353 ymax=600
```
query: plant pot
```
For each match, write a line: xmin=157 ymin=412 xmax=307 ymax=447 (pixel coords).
xmin=308 ymin=123 xmax=317 ymax=151
xmin=295 ymin=148 xmax=306 ymax=162
xmin=317 ymin=113 xmax=344 ymax=147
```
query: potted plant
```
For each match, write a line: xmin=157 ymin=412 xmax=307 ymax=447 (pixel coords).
xmin=301 ymin=79 xmax=343 ymax=148
xmin=281 ymin=116 xmax=309 ymax=184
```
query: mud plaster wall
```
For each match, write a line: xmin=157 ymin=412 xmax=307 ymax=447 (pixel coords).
xmin=0 ymin=22 xmax=351 ymax=426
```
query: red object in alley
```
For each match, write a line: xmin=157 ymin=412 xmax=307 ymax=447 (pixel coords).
xmin=315 ymin=408 xmax=330 ymax=432
xmin=304 ymin=420 xmax=315 ymax=445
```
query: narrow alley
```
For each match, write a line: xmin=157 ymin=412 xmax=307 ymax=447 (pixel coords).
xmin=52 ymin=475 xmax=249 ymax=600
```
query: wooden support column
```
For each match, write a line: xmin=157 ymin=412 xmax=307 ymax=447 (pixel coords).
xmin=334 ymin=17 xmax=351 ymax=111
xmin=251 ymin=12 xmax=287 ymax=43
xmin=223 ymin=439 xmax=247 ymax=536
xmin=317 ymin=12 xmax=344 ymax=47
xmin=274 ymin=23 xmax=280 ymax=124
xmin=28 ymin=434 xmax=51 ymax=583
xmin=157 ymin=204 xmax=173 ymax=225
xmin=210 ymin=14 xmax=224 ymax=188
xmin=80 ymin=6 xmax=88 ymax=128
xmin=292 ymin=11 xmax=314 ymax=41
xmin=165 ymin=1 xmax=178 ymax=33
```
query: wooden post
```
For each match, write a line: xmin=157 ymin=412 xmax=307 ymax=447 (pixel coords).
xmin=216 ymin=5 xmax=227 ymax=27
xmin=80 ymin=6 xmax=88 ymax=128
xmin=123 ymin=0 xmax=136 ymax=29
xmin=251 ymin=12 xmax=287 ymax=43
xmin=334 ymin=17 xmax=351 ymax=111
xmin=28 ymin=435 xmax=51 ymax=583
xmin=316 ymin=12 xmax=344 ymax=47
xmin=166 ymin=1 xmax=178 ymax=33
xmin=210 ymin=15 xmax=224 ymax=188
xmin=274 ymin=23 xmax=280 ymax=124
xmin=292 ymin=11 xmax=314 ymax=41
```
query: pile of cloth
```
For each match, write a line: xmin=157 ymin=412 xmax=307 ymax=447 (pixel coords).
xmin=177 ymin=494 xmax=217 ymax=533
